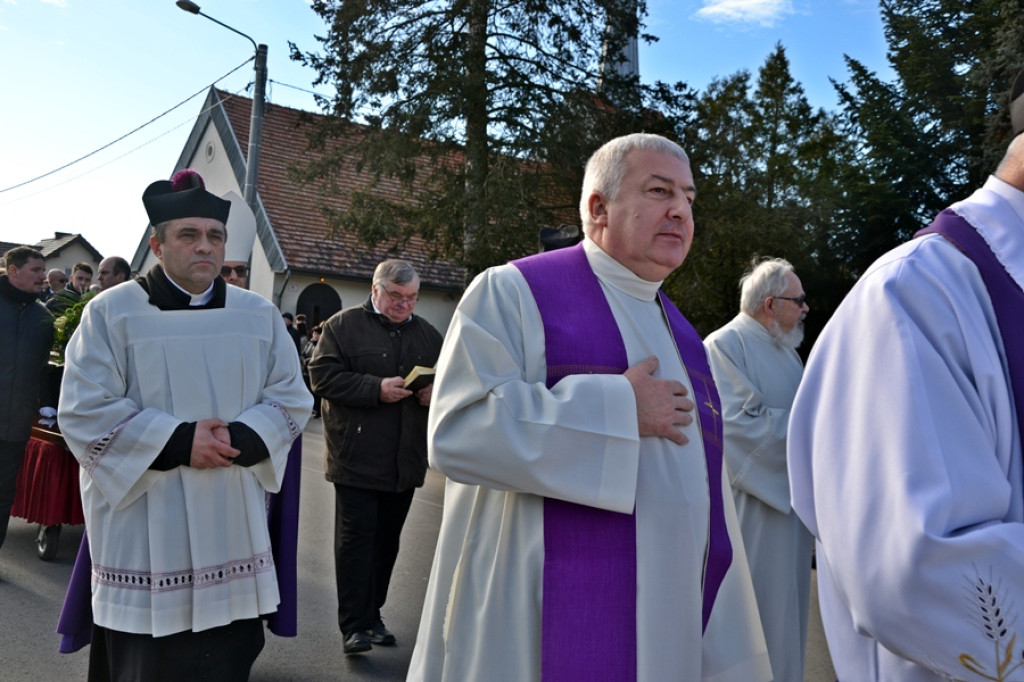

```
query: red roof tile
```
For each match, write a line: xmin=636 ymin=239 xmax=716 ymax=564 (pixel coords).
xmin=217 ymin=90 xmax=466 ymax=291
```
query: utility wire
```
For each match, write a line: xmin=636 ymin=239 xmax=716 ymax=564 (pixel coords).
xmin=269 ymin=79 xmax=328 ymax=100
xmin=0 ymin=58 xmax=253 ymax=195
xmin=1 ymin=88 xmax=256 ymax=207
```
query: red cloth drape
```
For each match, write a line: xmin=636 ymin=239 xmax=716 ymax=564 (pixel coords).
xmin=11 ymin=436 xmax=84 ymax=526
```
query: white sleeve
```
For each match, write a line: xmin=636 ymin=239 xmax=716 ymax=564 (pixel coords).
xmin=428 ymin=265 xmax=641 ymax=514
xmin=58 ymin=298 xmax=179 ymax=509
xmin=788 ymin=238 xmax=1024 ymax=675
xmin=705 ymin=330 xmax=793 ymax=512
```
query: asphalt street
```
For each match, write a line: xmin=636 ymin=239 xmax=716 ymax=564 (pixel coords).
xmin=0 ymin=418 xmax=835 ymax=681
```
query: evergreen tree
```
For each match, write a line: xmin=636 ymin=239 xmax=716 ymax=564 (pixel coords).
xmin=290 ymin=0 xmax=690 ymax=277
xmin=671 ymin=46 xmax=845 ymax=340
xmin=832 ymin=0 xmax=1024 ymax=276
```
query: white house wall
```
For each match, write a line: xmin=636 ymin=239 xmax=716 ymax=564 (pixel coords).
xmin=46 ymin=245 xmax=99 ymax=279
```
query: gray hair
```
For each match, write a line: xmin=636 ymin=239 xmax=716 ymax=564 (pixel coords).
xmin=739 ymin=257 xmax=795 ymax=315
xmin=580 ymin=133 xmax=690 ymax=232
xmin=372 ymin=259 xmax=419 ymax=288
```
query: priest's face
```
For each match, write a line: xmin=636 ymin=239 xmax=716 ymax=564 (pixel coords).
xmin=586 ymin=149 xmax=696 ymax=282
xmin=372 ymin=277 xmax=420 ymax=324
xmin=149 ymin=218 xmax=226 ymax=295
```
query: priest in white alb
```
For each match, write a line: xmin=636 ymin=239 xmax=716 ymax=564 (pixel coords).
xmin=788 ymin=71 xmax=1024 ymax=680
xmin=58 ymin=170 xmax=312 ymax=680
xmin=408 ymin=133 xmax=770 ymax=681
xmin=705 ymin=257 xmax=812 ymax=682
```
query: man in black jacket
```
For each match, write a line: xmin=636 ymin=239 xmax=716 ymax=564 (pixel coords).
xmin=0 ymin=246 xmax=54 ymax=550
xmin=309 ymin=259 xmax=443 ymax=655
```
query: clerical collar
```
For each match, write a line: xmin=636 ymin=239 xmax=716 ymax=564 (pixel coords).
xmin=957 ymin=177 xmax=1024 ymax=291
xmin=582 ymin=237 xmax=663 ymax=302
xmin=983 ymin=175 xmax=1024 ymax=229
xmin=137 ymin=265 xmax=226 ymax=311
xmin=164 ymin=270 xmax=215 ymax=306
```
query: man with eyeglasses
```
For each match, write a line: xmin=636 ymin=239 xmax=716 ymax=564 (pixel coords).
xmin=704 ymin=257 xmax=811 ymax=682
xmin=219 ymin=190 xmax=257 ymax=289
xmin=309 ymin=259 xmax=443 ymax=655
xmin=56 ymin=169 xmax=312 ymax=679
xmin=42 ymin=268 xmax=68 ymax=301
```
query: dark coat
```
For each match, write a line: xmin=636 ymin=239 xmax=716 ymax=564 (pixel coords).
xmin=309 ymin=296 xmax=443 ymax=492
xmin=45 ymin=283 xmax=81 ymax=315
xmin=0 ymin=275 xmax=54 ymax=442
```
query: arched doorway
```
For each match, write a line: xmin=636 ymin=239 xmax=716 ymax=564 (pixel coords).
xmin=296 ymin=282 xmax=342 ymax=326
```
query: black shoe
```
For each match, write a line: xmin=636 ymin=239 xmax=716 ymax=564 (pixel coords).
xmin=343 ymin=630 xmax=372 ymax=654
xmin=367 ymin=620 xmax=396 ymax=646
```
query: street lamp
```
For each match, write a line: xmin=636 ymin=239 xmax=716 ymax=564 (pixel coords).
xmin=175 ymin=0 xmax=267 ymax=217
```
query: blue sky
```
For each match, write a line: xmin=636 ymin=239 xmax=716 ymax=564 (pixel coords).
xmin=0 ymin=0 xmax=891 ymax=260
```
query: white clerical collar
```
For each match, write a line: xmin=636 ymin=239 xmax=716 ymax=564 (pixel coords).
xmin=982 ymin=175 xmax=1024 ymax=224
xmin=163 ymin=270 xmax=215 ymax=306
xmin=958 ymin=176 xmax=1024 ymax=290
xmin=582 ymin=237 xmax=663 ymax=302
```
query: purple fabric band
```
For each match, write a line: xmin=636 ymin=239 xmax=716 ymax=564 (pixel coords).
xmin=917 ymin=211 xmax=1024 ymax=477
xmin=513 ymin=244 xmax=732 ymax=680
xmin=658 ymin=290 xmax=732 ymax=630
xmin=56 ymin=435 xmax=304 ymax=652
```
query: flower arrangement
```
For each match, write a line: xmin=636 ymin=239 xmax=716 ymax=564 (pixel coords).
xmin=51 ymin=291 xmax=96 ymax=365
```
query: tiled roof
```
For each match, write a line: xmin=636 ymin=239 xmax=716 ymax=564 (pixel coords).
xmin=8 ymin=232 xmax=103 ymax=261
xmin=216 ymin=90 xmax=467 ymax=291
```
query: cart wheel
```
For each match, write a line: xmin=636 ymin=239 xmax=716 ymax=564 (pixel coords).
xmin=36 ymin=524 xmax=61 ymax=561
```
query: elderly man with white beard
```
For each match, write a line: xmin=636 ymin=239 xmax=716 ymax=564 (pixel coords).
xmin=703 ymin=257 xmax=812 ymax=682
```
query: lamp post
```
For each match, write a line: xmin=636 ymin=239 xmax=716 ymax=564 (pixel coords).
xmin=175 ymin=0 xmax=266 ymax=217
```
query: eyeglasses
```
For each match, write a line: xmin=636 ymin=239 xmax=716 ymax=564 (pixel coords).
xmin=774 ymin=294 xmax=807 ymax=306
xmin=384 ymin=287 xmax=418 ymax=304
xmin=221 ymin=265 xmax=249 ymax=277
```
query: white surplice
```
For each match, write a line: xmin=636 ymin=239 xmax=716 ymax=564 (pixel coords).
xmin=705 ymin=313 xmax=812 ymax=682
xmin=58 ymin=282 xmax=312 ymax=636
xmin=788 ymin=176 xmax=1024 ymax=680
xmin=408 ymin=239 xmax=770 ymax=681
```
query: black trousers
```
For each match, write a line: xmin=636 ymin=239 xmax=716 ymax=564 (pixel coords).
xmin=334 ymin=484 xmax=415 ymax=635
xmin=0 ymin=439 xmax=28 ymax=550
xmin=88 ymin=618 xmax=265 ymax=682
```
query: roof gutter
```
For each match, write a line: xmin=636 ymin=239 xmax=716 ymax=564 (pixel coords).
xmin=274 ymin=268 xmax=291 ymax=309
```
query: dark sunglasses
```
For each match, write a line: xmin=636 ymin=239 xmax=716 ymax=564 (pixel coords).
xmin=221 ymin=265 xmax=249 ymax=277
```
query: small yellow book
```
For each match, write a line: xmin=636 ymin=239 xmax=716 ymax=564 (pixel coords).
xmin=403 ymin=365 xmax=436 ymax=392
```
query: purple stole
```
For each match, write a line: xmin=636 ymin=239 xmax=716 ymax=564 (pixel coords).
xmin=916 ymin=210 xmax=1024 ymax=466
xmin=513 ymin=244 xmax=732 ymax=681
xmin=56 ymin=435 xmax=304 ymax=652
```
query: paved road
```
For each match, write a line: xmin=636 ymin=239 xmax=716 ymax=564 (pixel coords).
xmin=0 ymin=418 xmax=835 ymax=681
